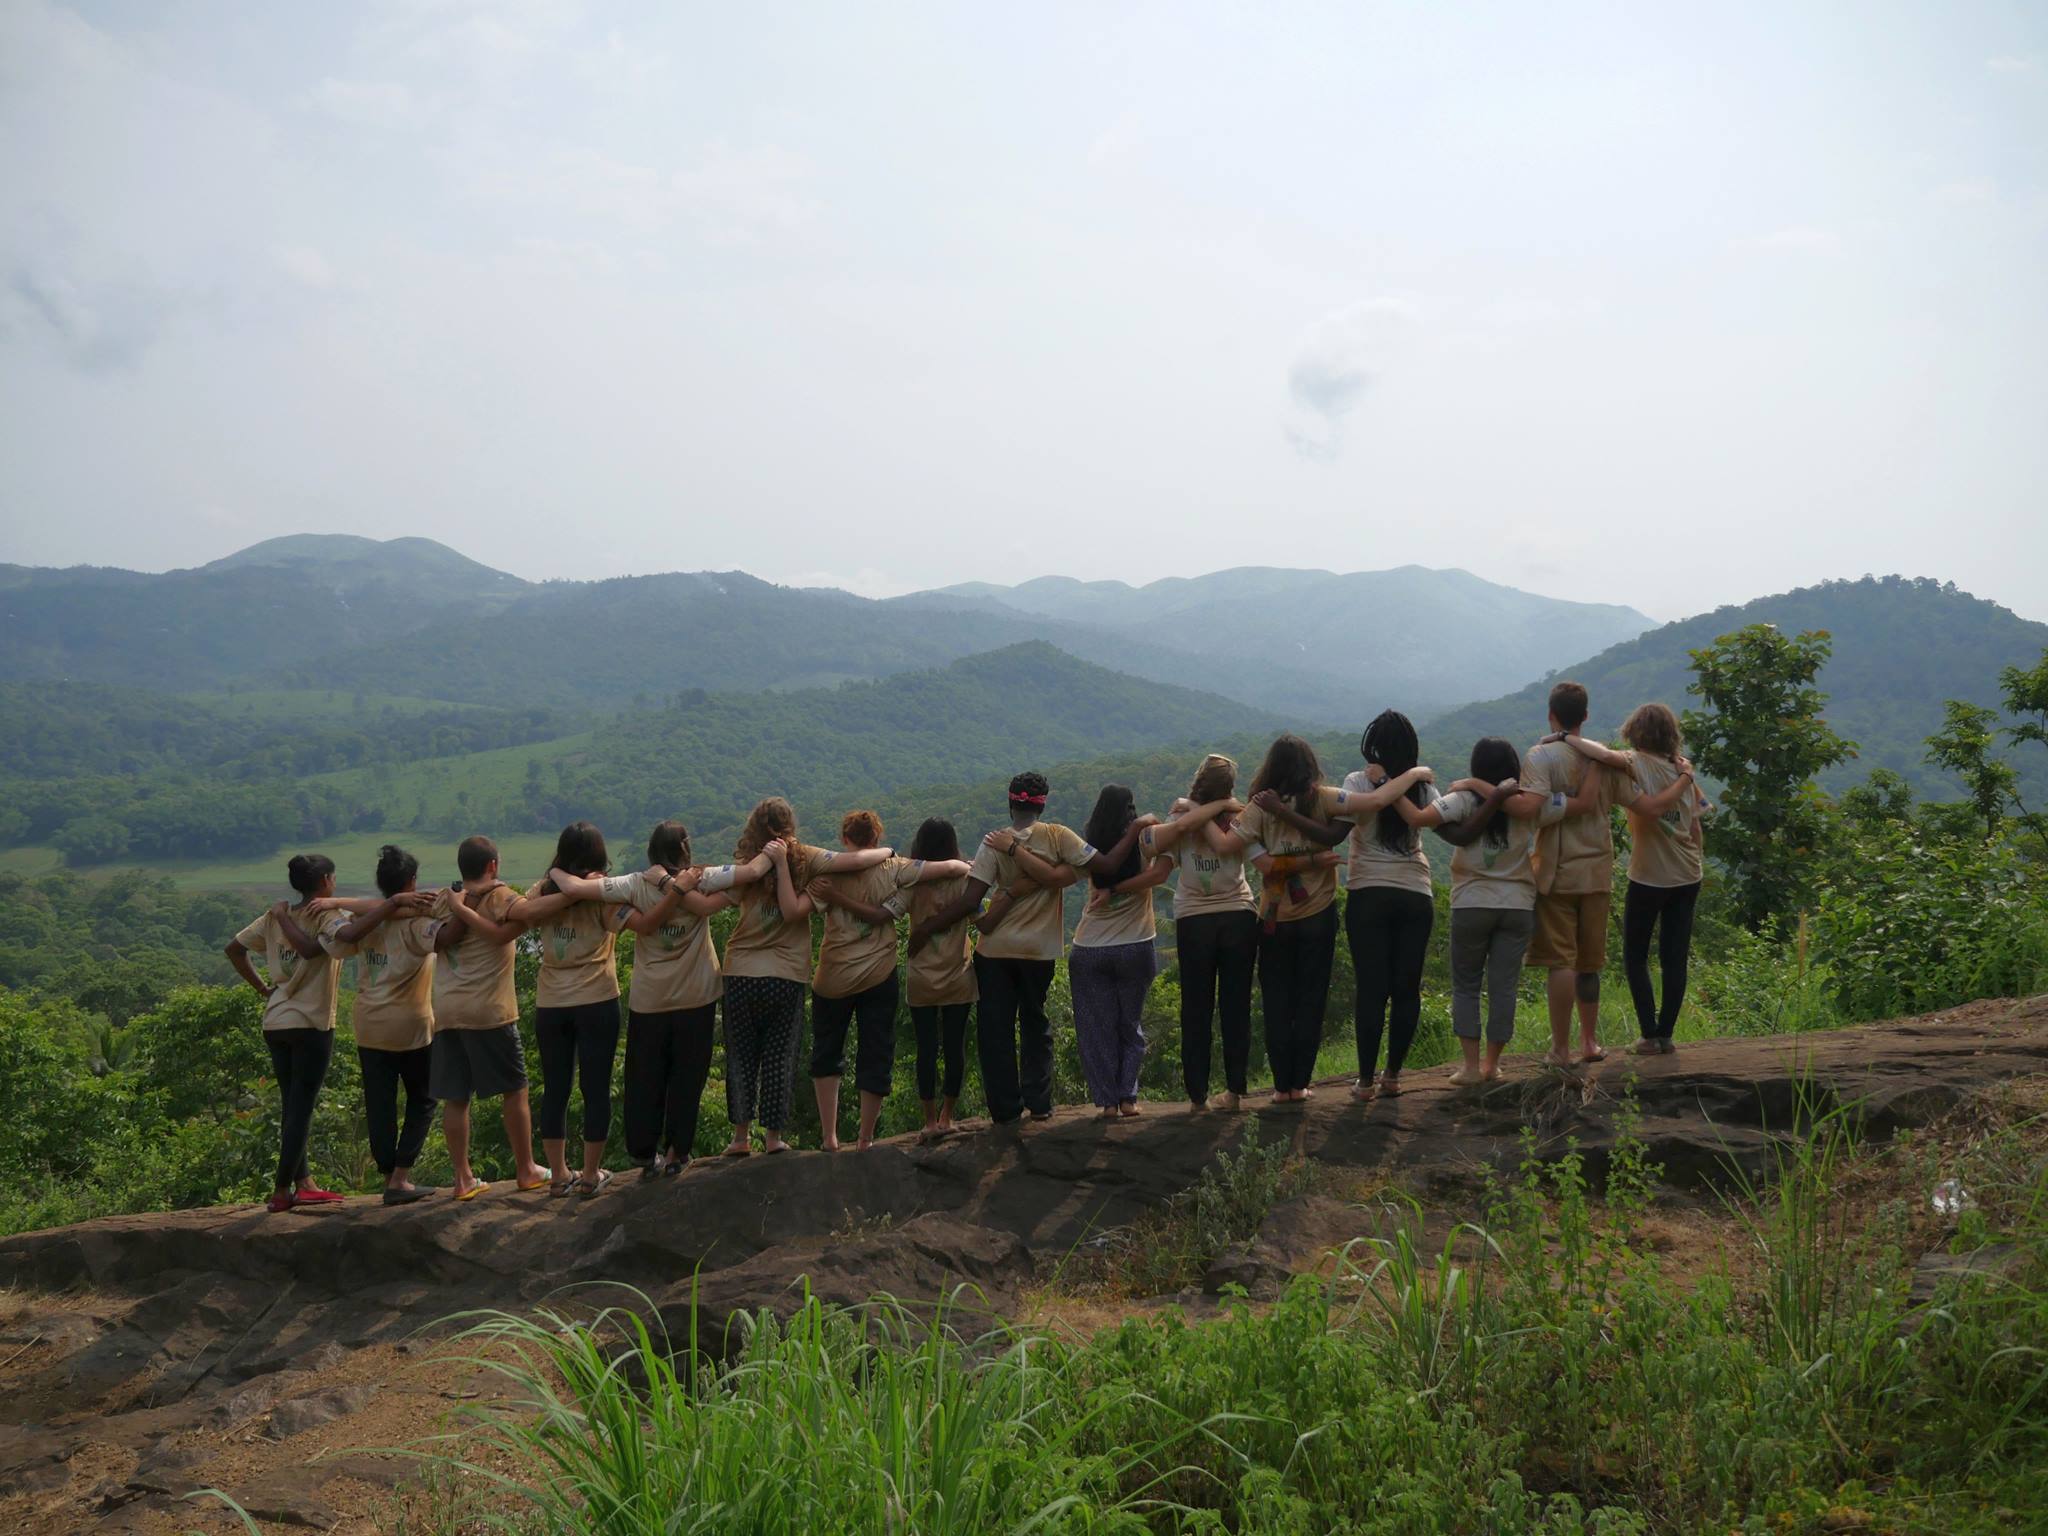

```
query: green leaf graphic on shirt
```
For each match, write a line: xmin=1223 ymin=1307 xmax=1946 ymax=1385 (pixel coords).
xmin=551 ymin=925 xmax=574 ymax=961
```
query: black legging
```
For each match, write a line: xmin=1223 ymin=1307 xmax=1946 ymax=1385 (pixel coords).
xmin=911 ymin=1002 xmax=972 ymax=1101
xmin=623 ymin=1004 xmax=716 ymax=1162
xmin=1344 ymin=887 xmax=1434 ymax=1080
xmin=266 ymin=1028 xmax=334 ymax=1189
xmin=535 ymin=999 xmax=621 ymax=1143
xmin=1623 ymin=880 xmax=1701 ymax=1040
xmin=1256 ymin=905 xmax=1338 ymax=1092
xmin=1175 ymin=908 xmax=1256 ymax=1102
xmin=358 ymin=1044 xmax=435 ymax=1176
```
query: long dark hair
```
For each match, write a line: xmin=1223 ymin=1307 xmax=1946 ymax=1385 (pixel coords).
xmin=646 ymin=819 xmax=691 ymax=874
xmin=286 ymin=853 xmax=335 ymax=897
xmin=537 ymin=820 xmax=608 ymax=894
xmin=909 ymin=817 xmax=960 ymax=863
xmin=1468 ymin=738 xmax=1520 ymax=850
xmin=1361 ymin=710 xmax=1426 ymax=855
xmin=1082 ymin=784 xmax=1139 ymax=890
xmin=374 ymin=844 xmax=419 ymax=898
xmin=1248 ymin=733 xmax=1322 ymax=816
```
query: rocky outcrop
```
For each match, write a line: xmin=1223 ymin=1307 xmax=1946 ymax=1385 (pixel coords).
xmin=0 ymin=995 xmax=2040 ymax=1532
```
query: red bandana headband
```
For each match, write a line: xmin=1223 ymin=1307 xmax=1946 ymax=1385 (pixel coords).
xmin=1008 ymin=791 xmax=1048 ymax=806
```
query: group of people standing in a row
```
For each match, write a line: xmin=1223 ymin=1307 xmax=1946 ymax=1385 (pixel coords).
xmin=226 ymin=682 xmax=1708 ymax=1214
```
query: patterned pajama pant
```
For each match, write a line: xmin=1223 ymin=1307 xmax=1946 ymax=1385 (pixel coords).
xmin=723 ymin=975 xmax=804 ymax=1130
xmin=1068 ymin=940 xmax=1158 ymax=1109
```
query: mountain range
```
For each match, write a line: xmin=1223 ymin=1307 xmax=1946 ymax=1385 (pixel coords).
xmin=0 ymin=536 xmax=1652 ymax=721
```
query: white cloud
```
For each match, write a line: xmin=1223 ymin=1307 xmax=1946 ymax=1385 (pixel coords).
xmin=1932 ymin=177 xmax=1996 ymax=206
xmin=1736 ymin=225 xmax=1838 ymax=251
xmin=1283 ymin=298 xmax=1423 ymax=461
xmin=1985 ymin=55 xmax=2038 ymax=75
xmin=306 ymin=77 xmax=423 ymax=130
xmin=273 ymin=245 xmax=335 ymax=290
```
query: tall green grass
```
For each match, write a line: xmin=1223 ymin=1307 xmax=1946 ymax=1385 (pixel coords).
xmin=371 ymin=1101 xmax=2045 ymax=1535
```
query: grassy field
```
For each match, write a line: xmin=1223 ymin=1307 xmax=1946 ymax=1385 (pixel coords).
xmin=177 ymin=687 xmax=494 ymax=718
xmin=9 ymin=830 xmax=570 ymax=894
xmin=300 ymin=730 xmax=598 ymax=824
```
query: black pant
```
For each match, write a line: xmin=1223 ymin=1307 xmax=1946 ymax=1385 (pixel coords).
xmin=1624 ymin=880 xmax=1700 ymax=1040
xmin=1176 ymin=908 xmax=1256 ymax=1102
xmin=624 ymin=1005 xmax=716 ymax=1162
xmin=358 ymin=1044 xmax=435 ymax=1177
xmin=535 ymin=999 xmax=621 ymax=1143
xmin=911 ymin=1001 xmax=972 ymax=1101
xmin=1344 ymin=887 xmax=1435 ymax=1080
xmin=973 ymin=955 xmax=1056 ymax=1123
xmin=1256 ymin=905 xmax=1338 ymax=1092
xmin=266 ymin=1028 xmax=334 ymax=1189
xmin=810 ymin=974 xmax=900 ymax=1097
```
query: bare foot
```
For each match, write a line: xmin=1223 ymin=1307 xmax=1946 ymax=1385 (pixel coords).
xmin=1578 ymin=1044 xmax=1607 ymax=1064
xmin=1447 ymin=1067 xmax=1485 ymax=1087
xmin=1350 ymin=1081 xmax=1375 ymax=1104
xmin=454 ymin=1173 xmax=488 ymax=1199
xmin=1628 ymin=1038 xmax=1663 ymax=1057
xmin=1299 ymin=1087 xmax=1315 ymax=1100
xmin=1542 ymin=1050 xmax=1574 ymax=1069
xmin=1098 ymin=1106 xmax=1118 ymax=1120
xmin=1220 ymin=1091 xmax=1241 ymax=1112
xmin=1118 ymin=1101 xmax=1140 ymax=1118
xmin=721 ymin=1139 xmax=752 ymax=1158
xmin=1479 ymin=1065 xmax=1501 ymax=1082
xmin=1379 ymin=1074 xmax=1403 ymax=1098
xmin=917 ymin=1123 xmax=940 ymax=1143
xmin=762 ymin=1135 xmax=787 ymax=1154
xmin=819 ymin=1137 xmax=841 ymax=1153
xmin=856 ymin=1136 xmax=873 ymax=1152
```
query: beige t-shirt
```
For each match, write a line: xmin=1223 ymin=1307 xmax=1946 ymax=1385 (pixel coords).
xmin=1622 ymin=752 xmax=1705 ymax=889
xmin=1437 ymin=790 xmax=1539 ymax=911
xmin=235 ymin=905 xmax=356 ymax=1034
xmin=811 ymin=856 xmax=906 ymax=999
xmin=1233 ymin=799 xmax=1337 ymax=923
xmin=1521 ymin=741 xmax=1637 ymax=896
xmin=1329 ymin=774 xmax=1439 ymax=897
xmin=526 ymin=882 xmax=627 ymax=1008
xmin=899 ymin=868 xmax=978 ymax=1007
xmin=346 ymin=913 xmax=437 ymax=1051
xmin=967 ymin=822 xmax=1097 ymax=962
xmin=722 ymin=843 xmax=824 ymax=983
xmin=1072 ymin=866 xmax=1164 ymax=949
xmin=602 ymin=872 xmax=722 ymax=1014
xmin=1152 ymin=802 xmax=1254 ymax=920
xmin=430 ymin=883 xmax=523 ymax=1030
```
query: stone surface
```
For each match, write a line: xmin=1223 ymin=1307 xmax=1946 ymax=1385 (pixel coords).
xmin=0 ymin=991 xmax=2036 ymax=1521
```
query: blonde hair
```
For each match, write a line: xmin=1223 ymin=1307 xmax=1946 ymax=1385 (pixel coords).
xmin=1622 ymin=703 xmax=1682 ymax=758
xmin=1189 ymin=753 xmax=1238 ymax=805
xmin=734 ymin=797 xmax=798 ymax=904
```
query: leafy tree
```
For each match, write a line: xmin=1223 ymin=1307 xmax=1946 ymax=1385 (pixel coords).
xmin=1924 ymin=700 xmax=2018 ymax=839
xmin=1683 ymin=624 xmax=1855 ymax=930
xmin=1997 ymin=646 xmax=2048 ymax=852
xmin=1839 ymin=768 xmax=1915 ymax=830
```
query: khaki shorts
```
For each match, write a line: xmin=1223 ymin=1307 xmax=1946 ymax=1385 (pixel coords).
xmin=1527 ymin=890 xmax=1609 ymax=973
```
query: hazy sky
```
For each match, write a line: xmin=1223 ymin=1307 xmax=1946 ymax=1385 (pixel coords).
xmin=2 ymin=1 xmax=2044 ymax=622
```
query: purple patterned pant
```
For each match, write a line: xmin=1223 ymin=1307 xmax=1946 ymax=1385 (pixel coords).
xmin=1068 ymin=940 xmax=1158 ymax=1108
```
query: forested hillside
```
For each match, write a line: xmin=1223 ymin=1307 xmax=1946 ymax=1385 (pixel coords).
xmin=921 ymin=566 xmax=1652 ymax=721
xmin=1 ymin=537 xmax=1655 ymax=721
xmin=1422 ymin=576 xmax=2048 ymax=796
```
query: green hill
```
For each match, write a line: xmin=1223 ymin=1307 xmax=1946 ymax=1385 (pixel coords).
xmin=1421 ymin=576 xmax=2048 ymax=797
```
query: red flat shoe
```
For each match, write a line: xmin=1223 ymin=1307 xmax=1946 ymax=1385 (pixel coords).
xmin=293 ymin=1183 xmax=345 ymax=1205
xmin=266 ymin=1191 xmax=296 ymax=1214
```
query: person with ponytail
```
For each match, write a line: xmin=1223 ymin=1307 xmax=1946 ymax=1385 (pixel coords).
xmin=542 ymin=821 xmax=772 ymax=1176
xmin=322 ymin=844 xmax=445 ymax=1204
xmin=1204 ymin=735 xmax=1345 ymax=1102
xmin=893 ymin=818 xmax=980 ymax=1140
xmin=719 ymin=797 xmax=893 ymax=1156
xmin=507 ymin=822 xmax=629 ymax=1197
xmin=1144 ymin=755 xmax=1251 ymax=1110
xmin=225 ymin=852 xmax=390 ymax=1213
xmin=805 ymin=810 xmax=975 ymax=1150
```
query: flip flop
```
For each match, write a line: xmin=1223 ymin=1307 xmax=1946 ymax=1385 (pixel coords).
xmin=1579 ymin=1046 xmax=1608 ymax=1064
xmin=549 ymin=1175 xmax=577 ymax=1197
xmin=515 ymin=1175 xmax=551 ymax=1192
xmin=457 ymin=1181 xmax=491 ymax=1202
xmin=577 ymin=1169 xmax=613 ymax=1198
xmin=721 ymin=1144 xmax=753 ymax=1158
xmin=764 ymin=1145 xmax=790 ymax=1156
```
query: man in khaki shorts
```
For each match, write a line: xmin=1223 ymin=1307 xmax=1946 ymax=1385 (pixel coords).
xmin=1521 ymin=682 xmax=1637 ymax=1066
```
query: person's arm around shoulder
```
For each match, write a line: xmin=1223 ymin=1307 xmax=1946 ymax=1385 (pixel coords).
xmin=331 ymin=890 xmax=437 ymax=946
xmin=1246 ymin=789 xmax=1349 ymax=848
xmin=805 ymin=874 xmax=898 ymax=927
xmin=445 ymin=883 xmax=528 ymax=945
xmin=911 ymin=876 xmax=990 ymax=954
xmin=1146 ymin=798 xmax=1241 ymax=855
